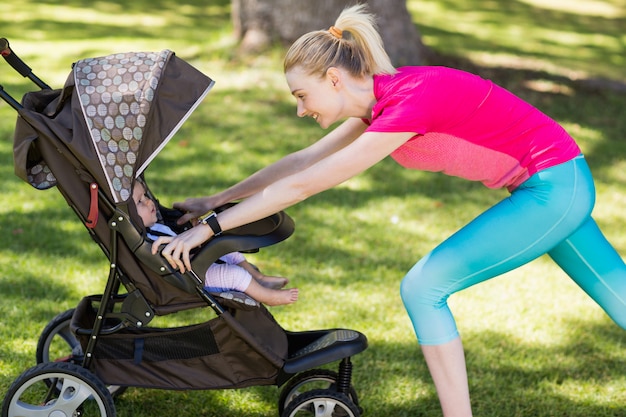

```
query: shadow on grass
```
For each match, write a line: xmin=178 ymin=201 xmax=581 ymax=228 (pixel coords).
xmin=416 ymin=0 xmax=625 ymax=80
xmin=0 ymin=206 xmax=106 ymax=265
xmin=3 ymin=0 xmax=232 ymax=42
xmin=78 ymin=315 xmax=626 ymax=417
xmin=464 ymin=319 xmax=626 ymax=417
xmin=0 ymin=273 xmax=76 ymax=380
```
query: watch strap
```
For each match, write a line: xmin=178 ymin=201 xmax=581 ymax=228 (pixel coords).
xmin=199 ymin=211 xmax=223 ymax=236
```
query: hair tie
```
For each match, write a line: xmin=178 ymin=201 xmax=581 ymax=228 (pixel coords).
xmin=328 ymin=26 xmax=343 ymax=39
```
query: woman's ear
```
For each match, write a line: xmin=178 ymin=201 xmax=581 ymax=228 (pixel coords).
xmin=326 ymin=67 xmax=340 ymax=87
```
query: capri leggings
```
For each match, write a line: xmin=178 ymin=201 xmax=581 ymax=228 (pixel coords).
xmin=401 ymin=155 xmax=626 ymax=345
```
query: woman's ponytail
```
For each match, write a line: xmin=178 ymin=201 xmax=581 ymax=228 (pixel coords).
xmin=284 ymin=4 xmax=396 ymax=78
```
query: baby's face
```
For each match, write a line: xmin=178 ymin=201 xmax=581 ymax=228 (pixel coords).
xmin=132 ymin=183 xmax=158 ymax=227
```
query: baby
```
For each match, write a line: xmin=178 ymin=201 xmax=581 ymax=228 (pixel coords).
xmin=133 ymin=181 xmax=298 ymax=306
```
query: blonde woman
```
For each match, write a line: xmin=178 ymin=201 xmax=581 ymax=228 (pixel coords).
xmin=154 ymin=5 xmax=626 ymax=415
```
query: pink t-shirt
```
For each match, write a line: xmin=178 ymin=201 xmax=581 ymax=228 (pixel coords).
xmin=364 ymin=67 xmax=580 ymax=191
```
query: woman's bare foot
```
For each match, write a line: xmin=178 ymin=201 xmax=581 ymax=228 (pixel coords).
xmin=257 ymin=275 xmax=289 ymax=289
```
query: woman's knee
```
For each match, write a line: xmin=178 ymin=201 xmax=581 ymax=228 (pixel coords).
xmin=400 ymin=258 xmax=449 ymax=309
xmin=400 ymin=260 xmax=461 ymax=344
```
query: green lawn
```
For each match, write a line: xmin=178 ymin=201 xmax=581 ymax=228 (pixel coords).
xmin=1 ymin=0 xmax=625 ymax=416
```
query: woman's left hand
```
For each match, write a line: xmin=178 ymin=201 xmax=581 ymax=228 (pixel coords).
xmin=173 ymin=196 xmax=218 ymax=225
xmin=151 ymin=224 xmax=214 ymax=272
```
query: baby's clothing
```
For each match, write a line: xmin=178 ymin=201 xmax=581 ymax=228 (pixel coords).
xmin=146 ymin=222 xmax=252 ymax=293
xmin=146 ymin=222 xmax=177 ymax=240
xmin=204 ymin=252 xmax=252 ymax=293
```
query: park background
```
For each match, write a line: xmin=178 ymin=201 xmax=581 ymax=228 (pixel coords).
xmin=1 ymin=0 xmax=625 ymax=415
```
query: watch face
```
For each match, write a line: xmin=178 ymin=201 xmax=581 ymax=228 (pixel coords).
xmin=200 ymin=211 xmax=215 ymax=223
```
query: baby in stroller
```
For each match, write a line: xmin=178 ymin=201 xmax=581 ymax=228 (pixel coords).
xmin=133 ymin=180 xmax=299 ymax=306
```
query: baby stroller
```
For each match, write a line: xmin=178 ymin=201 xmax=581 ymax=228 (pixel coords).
xmin=0 ymin=38 xmax=368 ymax=417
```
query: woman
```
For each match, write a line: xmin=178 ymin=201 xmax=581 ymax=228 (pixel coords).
xmin=153 ymin=5 xmax=626 ymax=416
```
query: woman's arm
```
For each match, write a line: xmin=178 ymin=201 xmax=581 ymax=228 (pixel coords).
xmin=174 ymin=118 xmax=368 ymax=224
xmin=154 ymin=128 xmax=415 ymax=272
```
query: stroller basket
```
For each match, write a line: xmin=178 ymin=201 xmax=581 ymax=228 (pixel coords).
xmin=71 ymin=295 xmax=288 ymax=390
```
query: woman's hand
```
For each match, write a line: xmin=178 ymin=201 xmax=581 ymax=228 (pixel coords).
xmin=173 ymin=196 xmax=217 ymax=225
xmin=151 ymin=224 xmax=214 ymax=272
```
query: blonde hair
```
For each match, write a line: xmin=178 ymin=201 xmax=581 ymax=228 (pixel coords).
xmin=284 ymin=4 xmax=396 ymax=78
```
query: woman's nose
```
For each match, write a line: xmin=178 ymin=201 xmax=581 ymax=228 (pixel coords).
xmin=296 ymin=102 xmax=306 ymax=118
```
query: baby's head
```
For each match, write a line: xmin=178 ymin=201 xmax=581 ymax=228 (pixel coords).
xmin=132 ymin=181 xmax=158 ymax=228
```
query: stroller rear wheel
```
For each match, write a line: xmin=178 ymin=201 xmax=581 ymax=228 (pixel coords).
xmin=281 ymin=389 xmax=360 ymax=417
xmin=36 ymin=308 xmax=80 ymax=364
xmin=37 ymin=308 xmax=126 ymax=397
xmin=278 ymin=369 xmax=359 ymax=415
xmin=1 ymin=362 xmax=116 ymax=417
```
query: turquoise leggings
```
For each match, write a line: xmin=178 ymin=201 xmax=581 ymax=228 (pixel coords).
xmin=401 ymin=155 xmax=626 ymax=345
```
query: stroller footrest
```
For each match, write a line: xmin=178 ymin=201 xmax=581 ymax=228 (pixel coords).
xmin=282 ymin=329 xmax=367 ymax=374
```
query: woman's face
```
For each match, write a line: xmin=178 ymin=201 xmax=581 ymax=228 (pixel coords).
xmin=286 ymin=66 xmax=343 ymax=129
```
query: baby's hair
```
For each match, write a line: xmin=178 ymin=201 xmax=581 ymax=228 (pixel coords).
xmin=284 ymin=4 xmax=396 ymax=78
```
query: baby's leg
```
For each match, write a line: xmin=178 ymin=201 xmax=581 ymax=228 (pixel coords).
xmin=205 ymin=263 xmax=297 ymax=305
xmin=204 ymin=263 xmax=252 ymax=293
xmin=256 ymin=275 xmax=289 ymax=289
xmin=244 ymin=280 xmax=298 ymax=306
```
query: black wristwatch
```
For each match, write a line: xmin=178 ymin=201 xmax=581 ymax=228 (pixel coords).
xmin=198 ymin=211 xmax=223 ymax=236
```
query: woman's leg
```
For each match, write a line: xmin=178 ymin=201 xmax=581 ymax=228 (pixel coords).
xmin=421 ymin=338 xmax=471 ymax=417
xmin=401 ymin=156 xmax=597 ymax=416
xmin=549 ymin=217 xmax=626 ymax=328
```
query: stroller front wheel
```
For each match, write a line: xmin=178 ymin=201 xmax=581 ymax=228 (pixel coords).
xmin=1 ymin=362 xmax=116 ymax=417
xmin=278 ymin=369 xmax=359 ymax=415
xmin=281 ymin=389 xmax=360 ymax=417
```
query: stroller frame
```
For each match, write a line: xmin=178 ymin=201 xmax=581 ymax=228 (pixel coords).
xmin=1 ymin=38 xmax=368 ymax=417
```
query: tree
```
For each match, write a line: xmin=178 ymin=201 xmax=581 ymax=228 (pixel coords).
xmin=232 ymin=0 xmax=428 ymax=66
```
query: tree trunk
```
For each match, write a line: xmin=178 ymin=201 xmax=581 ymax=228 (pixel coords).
xmin=232 ymin=0 xmax=427 ymax=66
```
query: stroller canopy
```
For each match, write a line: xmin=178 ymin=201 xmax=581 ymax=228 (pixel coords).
xmin=15 ymin=50 xmax=214 ymax=203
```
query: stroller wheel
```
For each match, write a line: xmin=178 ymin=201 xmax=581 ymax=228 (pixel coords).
xmin=36 ymin=308 xmax=80 ymax=364
xmin=36 ymin=308 xmax=126 ymax=397
xmin=1 ymin=362 xmax=116 ymax=417
xmin=278 ymin=369 xmax=359 ymax=415
xmin=281 ymin=389 xmax=360 ymax=417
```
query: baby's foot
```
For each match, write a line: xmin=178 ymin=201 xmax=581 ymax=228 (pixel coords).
xmin=258 ymin=275 xmax=289 ymax=289
xmin=264 ymin=288 xmax=299 ymax=306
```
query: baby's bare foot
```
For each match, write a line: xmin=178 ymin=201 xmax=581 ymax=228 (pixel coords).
xmin=264 ymin=288 xmax=299 ymax=306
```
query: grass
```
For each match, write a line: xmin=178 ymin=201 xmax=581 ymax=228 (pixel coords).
xmin=1 ymin=0 xmax=626 ymax=416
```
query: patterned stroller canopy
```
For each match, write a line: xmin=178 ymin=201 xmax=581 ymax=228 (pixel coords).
xmin=14 ymin=50 xmax=214 ymax=203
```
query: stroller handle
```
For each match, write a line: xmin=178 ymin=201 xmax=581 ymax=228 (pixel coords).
xmin=1 ymin=38 xmax=51 ymax=90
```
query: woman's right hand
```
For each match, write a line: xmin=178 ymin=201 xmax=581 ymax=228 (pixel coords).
xmin=151 ymin=223 xmax=215 ymax=272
